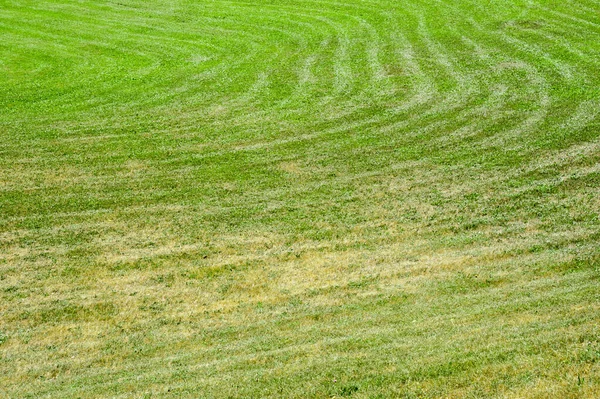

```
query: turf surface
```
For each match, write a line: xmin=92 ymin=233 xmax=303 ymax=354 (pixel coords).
xmin=1 ymin=0 xmax=600 ymax=397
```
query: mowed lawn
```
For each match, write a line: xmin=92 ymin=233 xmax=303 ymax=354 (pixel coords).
xmin=1 ymin=0 xmax=600 ymax=397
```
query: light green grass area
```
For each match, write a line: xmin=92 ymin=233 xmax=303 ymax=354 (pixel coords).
xmin=1 ymin=0 xmax=600 ymax=397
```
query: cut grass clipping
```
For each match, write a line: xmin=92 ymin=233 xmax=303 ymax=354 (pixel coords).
xmin=1 ymin=0 xmax=600 ymax=397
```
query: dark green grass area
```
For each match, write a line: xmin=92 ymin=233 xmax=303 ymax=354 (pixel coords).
xmin=1 ymin=0 xmax=600 ymax=397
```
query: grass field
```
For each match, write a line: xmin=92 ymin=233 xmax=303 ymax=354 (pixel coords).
xmin=1 ymin=0 xmax=600 ymax=397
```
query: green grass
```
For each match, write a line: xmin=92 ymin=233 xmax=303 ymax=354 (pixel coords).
xmin=1 ymin=0 xmax=600 ymax=397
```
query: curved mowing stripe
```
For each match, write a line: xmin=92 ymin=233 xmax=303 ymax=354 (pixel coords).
xmin=1 ymin=0 xmax=600 ymax=397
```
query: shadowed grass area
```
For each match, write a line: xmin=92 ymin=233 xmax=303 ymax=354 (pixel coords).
xmin=1 ymin=0 xmax=599 ymax=397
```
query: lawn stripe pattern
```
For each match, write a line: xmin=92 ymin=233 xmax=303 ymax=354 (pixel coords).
xmin=1 ymin=0 xmax=599 ymax=397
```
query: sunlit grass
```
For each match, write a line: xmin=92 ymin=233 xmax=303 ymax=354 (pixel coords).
xmin=1 ymin=0 xmax=599 ymax=397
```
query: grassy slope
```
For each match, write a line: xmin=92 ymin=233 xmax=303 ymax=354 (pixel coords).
xmin=1 ymin=0 xmax=599 ymax=397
